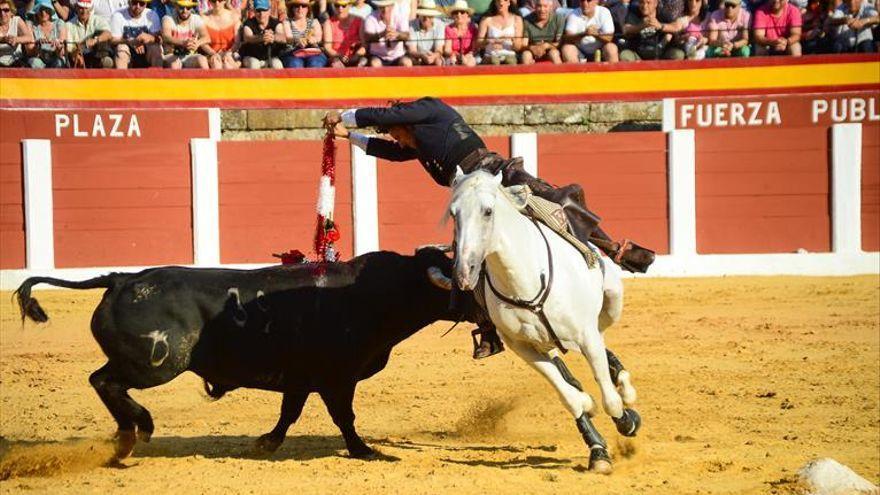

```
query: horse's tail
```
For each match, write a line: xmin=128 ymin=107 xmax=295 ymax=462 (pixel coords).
xmin=14 ymin=273 xmax=129 ymax=323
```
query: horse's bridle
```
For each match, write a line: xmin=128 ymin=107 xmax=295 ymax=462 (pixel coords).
xmin=481 ymin=215 xmax=568 ymax=353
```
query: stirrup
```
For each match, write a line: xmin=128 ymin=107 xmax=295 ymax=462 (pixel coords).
xmin=471 ymin=328 xmax=504 ymax=360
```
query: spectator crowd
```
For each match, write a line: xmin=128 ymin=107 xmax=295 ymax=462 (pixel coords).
xmin=0 ymin=0 xmax=876 ymax=68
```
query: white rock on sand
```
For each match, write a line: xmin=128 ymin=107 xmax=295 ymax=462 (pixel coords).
xmin=798 ymin=458 xmax=880 ymax=495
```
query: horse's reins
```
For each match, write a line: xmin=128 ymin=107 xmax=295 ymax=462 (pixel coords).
xmin=481 ymin=214 xmax=568 ymax=353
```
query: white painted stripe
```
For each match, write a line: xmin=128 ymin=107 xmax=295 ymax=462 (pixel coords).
xmin=351 ymin=143 xmax=379 ymax=255
xmin=4 ymin=252 xmax=877 ymax=290
xmin=22 ymin=139 xmax=55 ymax=270
xmin=667 ymin=129 xmax=697 ymax=257
xmin=191 ymin=138 xmax=221 ymax=266
xmin=831 ymin=123 xmax=863 ymax=254
xmin=207 ymin=108 xmax=222 ymax=141
xmin=661 ymin=98 xmax=677 ymax=132
xmin=511 ymin=132 xmax=538 ymax=177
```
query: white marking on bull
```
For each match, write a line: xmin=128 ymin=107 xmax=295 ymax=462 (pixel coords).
xmin=141 ymin=330 xmax=170 ymax=367
xmin=227 ymin=288 xmax=247 ymax=327
xmin=255 ymin=290 xmax=269 ymax=312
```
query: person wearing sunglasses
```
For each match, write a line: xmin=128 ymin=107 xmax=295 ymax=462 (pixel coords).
xmin=0 ymin=0 xmax=34 ymax=67
xmin=25 ymin=0 xmax=68 ymax=68
xmin=65 ymin=0 xmax=113 ymax=67
xmin=706 ymin=0 xmax=749 ymax=57
xmin=281 ymin=0 xmax=327 ymax=67
xmin=161 ymin=0 xmax=210 ymax=68
xmin=322 ymin=0 xmax=365 ymax=66
xmin=239 ymin=0 xmax=285 ymax=68
xmin=110 ymin=0 xmax=162 ymax=67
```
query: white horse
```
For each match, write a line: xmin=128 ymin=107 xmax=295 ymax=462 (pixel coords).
xmin=448 ymin=168 xmax=640 ymax=474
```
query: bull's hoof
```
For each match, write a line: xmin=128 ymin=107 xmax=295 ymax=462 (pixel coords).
xmin=613 ymin=408 xmax=641 ymax=437
xmin=588 ymin=447 xmax=613 ymax=475
xmin=255 ymin=433 xmax=284 ymax=454
xmin=348 ymin=445 xmax=377 ymax=460
xmin=113 ymin=429 xmax=137 ymax=460
xmin=137 ymin=429 xmax=153 ymax=443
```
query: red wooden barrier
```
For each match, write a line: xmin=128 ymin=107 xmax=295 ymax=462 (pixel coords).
xmin=218 ymin=140 xmax=353 ymax=263
xmin=695 ymin=127 xmax=830 ymax=254
xmin=863 ymin=124 xmax=879 ymax=252
xmin=538 ymin=132 xmax=669 ymax=254
xmin=0 ymin=111 xmax=25 ymax=269
xmin=377 ymin=136 xmax=510 ymax=253
xmin=52 ymin=143 xmax=193 ymax=267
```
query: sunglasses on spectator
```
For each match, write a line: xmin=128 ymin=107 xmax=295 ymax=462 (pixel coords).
xmin=180 ymin=5 xmax=193 ymax=9
xmin=131 ymin=1 xmax=147 ymax=6
xmin=0 ymin=6 xmax=11 ymax=11
xmin=723 ymin=2 xmax=737 ymax=6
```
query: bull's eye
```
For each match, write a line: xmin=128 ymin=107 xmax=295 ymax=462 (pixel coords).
xmin=484 ymin=208 xmax=493 ymax=217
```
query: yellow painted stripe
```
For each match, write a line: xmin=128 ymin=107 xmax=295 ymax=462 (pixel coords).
xmin=2 ymin=61 xmax=878 ymax=102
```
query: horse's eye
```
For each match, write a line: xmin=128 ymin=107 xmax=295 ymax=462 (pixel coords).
xmin=484 ymin=208 xmax=493 ymax=217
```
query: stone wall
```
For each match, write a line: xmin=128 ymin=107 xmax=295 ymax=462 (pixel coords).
xmin=220 ymin=101 xmax=663 ymax=140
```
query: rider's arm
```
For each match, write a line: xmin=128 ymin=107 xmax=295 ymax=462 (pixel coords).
xmin=365 ymin=137 xmax=420 ymax=161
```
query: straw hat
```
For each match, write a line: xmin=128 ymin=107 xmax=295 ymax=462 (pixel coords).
xmin=286 ymin=0 xmax=313 ymax=5
xmin=176 ymin=0 xmax=198 ymax=7
xmin=448 ymin=0 xmax=473 ymax=14
xmin=373 ymin=0 xmax=395 ymax=6
xmin=415 ymin=0 xmax=441 ymax=16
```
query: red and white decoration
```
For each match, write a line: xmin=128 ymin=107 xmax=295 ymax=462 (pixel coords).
xmin=313 ymin=131 xmax=341 ymax=262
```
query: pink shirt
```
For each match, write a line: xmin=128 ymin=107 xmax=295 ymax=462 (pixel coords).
xmin=707 ymin=8 xmax=750 ymax=43
xmin=364 ymin=10 xmax=409 ymax=61
xmin=753 ymin=2 xmax=801 ymax=41
xmin=328 ymin=16 xmax=362 ymax=57
xmin=444 ymin=23 xmax=477 ymax=54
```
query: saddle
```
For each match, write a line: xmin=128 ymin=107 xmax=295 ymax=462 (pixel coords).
xmin=502 ymin=185 xmax=599 ymax=270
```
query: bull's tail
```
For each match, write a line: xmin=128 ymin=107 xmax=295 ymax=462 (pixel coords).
xmin=14 ymin=273 xmax=129 ymax=323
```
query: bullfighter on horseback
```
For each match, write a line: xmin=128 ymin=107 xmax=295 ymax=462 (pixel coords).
xmin=323 ymin=97 xmax=655 ymax=359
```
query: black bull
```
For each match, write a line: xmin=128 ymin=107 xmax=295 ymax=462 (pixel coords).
xmin=14 ymin=247 xmax=475 ymax=461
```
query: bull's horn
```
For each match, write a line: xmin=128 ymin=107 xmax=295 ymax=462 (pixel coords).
xmin=416 ymin=244 xmax=453 ymax=253
xmin=427 ymin=266 xmax=452 ymax=290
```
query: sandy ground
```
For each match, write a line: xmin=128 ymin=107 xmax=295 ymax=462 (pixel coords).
xmin=0 ymin=275 xmax=878 ymax=494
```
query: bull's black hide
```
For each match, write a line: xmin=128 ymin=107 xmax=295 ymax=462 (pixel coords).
xmin=14 ymin=247 xmax=472 ymax=461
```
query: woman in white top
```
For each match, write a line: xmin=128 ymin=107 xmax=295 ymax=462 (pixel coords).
xmin=476 ymin=0 xmax=523 ymax=64
xmin=0 ymin=0 xmax=34 ymax=66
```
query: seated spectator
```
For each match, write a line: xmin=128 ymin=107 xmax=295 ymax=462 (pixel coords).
xmin=407 ymin=0 xmax=444 ymax=65
xmin=239 ymin=0 xmax=284 ymax=68
xmin=111 ymin=0 xmax=162 ymax=67
xmin=202 ymin=0 xmax=240 ymax=68
xmin=0 ymin=0 xmax=34 ymax=66
xmin=521 ymin=0 xmax=562 ymax=63
xmin=562 ymin=0 xmax=618 ymax=62
xmin=26 ymin=0 xmax=67 ymax=67
xmin=66 ymin=0 xmax=113 ymax=67
xmin=197 ymin=0 xmax=246 ymax=19
xmin=363 ymin=0 xmax=411 ymax=66
xmin=281 ymin=0 xmax=326 ymax=67
xmin=443 ymin=0 xmax=477 ymax=64
xmin=828 ymin=0 xmax=877 ymax=53
xmin=161 ymin=0 xmax=209 ymax=68
xmin=800 ymin=0 xmax=832 ymax=54
xmin=348 ymin=0 xmax=370 ymax=17
xmin=620 ymin=0 xmax=683 ymax=59
xmin=753 ymin=0 xmax=802 ymax=56
xmin=322 ymin=0 xmax=366 ymax=66
xmin=672 ymin=0 xmax=707 ymax=59
xmin=705 ymin=0 xmax=749 ymax=56
xmin=517 ymin=0 xmax=560 ymax=18
xmin=91 ymin=0 xmax=128 ymax=23
xmin=477 ymin=0 xmax=522 ymax=64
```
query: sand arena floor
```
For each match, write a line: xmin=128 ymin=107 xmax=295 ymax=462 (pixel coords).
xmin=0 ymin=275 xmax=878 ymax=494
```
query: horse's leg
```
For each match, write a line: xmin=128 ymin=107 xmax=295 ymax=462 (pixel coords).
xmin=503 ymin=337 xmax=612 ymax=474
xmin=577 ymin=330 xmax=641 ymax=438
xmin=598 ymin=260 xmax=638 ymax=407
xmin=606 ymin=349 xmax=637 ymax=407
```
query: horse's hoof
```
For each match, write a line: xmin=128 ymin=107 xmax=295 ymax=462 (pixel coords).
xmin=113 ymin=429 xmax=137 ymax=459
xmin=255 ymin=433 xmax=283 ymax=454
xmin=588 ymin=448 xmax=613 ymax=475
xmin=613 ymin=408 xmax=641 ymax=437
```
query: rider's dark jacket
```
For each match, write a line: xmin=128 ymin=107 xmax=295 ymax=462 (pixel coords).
xmin=354 ymin=97 xmax=487 ymax=187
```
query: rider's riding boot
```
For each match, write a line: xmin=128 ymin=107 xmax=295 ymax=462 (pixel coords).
xmin=472 ymin=324 xmax=504 ymax=359
xmin=589 ymin=226 xmax=656 ymax=274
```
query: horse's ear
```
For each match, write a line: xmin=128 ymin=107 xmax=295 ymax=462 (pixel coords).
xmin=492 ymin=171 xmax=503 ymax=186
xmin=452 ymin=166 xmax=465 ymax=186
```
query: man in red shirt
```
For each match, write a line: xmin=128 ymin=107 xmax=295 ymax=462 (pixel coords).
xmin=753 ymin=0 xmax=802 ymax=56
